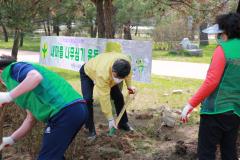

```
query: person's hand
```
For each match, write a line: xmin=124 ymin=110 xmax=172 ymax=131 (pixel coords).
xmin=127 ymin=86 xmax=136 ymax=94
xmin=0 ymin=92 xmax=13 ymax=106
xmin=108 ymin=118 xmax=117 ymax=129
xmin=0 ymin=136 xmax=15 ymax=151
xmin=180 ymin=103 xmax=194 ymax=123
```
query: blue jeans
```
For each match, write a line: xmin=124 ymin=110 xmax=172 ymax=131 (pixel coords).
xmin=37 ymin=102 xmax=88 ymax=160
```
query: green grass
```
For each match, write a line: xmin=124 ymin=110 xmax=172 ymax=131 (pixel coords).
xmin=0 ymin=36 xmax=40 ymax=52
xmin=152 ymin=44 xmax=216 ymax=64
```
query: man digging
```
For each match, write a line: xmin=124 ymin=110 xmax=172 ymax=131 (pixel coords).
xmin=80 ymin=42 xmax=136 ymax=139
xmin=0 ymin=56 xmax=88 ymax=160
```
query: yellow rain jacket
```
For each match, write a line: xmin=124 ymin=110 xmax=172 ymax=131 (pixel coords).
xmin=84 ymin=44 xmax=132 ymax=119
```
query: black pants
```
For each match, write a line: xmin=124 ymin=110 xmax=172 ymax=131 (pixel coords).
xmin=198 ymin=113 xmax=240 ymax=160
xmin=80 ymin=65 xmax=128 ymax=132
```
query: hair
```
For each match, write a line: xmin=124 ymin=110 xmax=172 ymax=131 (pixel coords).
xmin=216 ymin=12 xmax=240 ymax=39
xmin=112 ymin=59 xmax=131 ymax=78
xmin=0 ymin=55 xmax=16 ymax=69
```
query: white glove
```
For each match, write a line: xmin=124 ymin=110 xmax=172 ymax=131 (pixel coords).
xmin=0 ymin=92 xmax=13 ymax=104
xmin=0 ymin=136 xmax=15 ymax=151
xmin=108 ymin=118 xmax=117 ymax=129
xmin=180 ymin=103 xmax=194 ymax=123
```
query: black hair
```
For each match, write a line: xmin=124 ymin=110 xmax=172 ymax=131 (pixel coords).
xmin=216 ymin=12 xmax=240 ymax=39
xmin=0 ymin=55 xmax=16 ymax=69
xmin=112 ymin=59 xmax=131 ymax=78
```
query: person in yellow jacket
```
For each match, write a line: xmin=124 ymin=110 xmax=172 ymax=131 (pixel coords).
xmin=80 ymin=42 xmax=136 ymax=139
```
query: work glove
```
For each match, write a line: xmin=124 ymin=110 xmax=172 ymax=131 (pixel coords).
xmin=108 ymin=118 xmax=117 ymax=129
xmin=180 ymin=103 xmax=194 ymax=123
xmin=0 ymin=136 xmax=15 ymax=151
xmin=0 ymin=92 xmax=13 ymax=105
xmin=127 ymin=86 xmax=136 ymax=94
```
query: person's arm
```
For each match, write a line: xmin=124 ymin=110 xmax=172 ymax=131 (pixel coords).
xmin=181 ymin=46 xmax=226 ymax=122
xmin=0 ymin=110 xmax=36 ymax=150
xmin=0 ymin=64 xmax=43 ymax=107
xmin=9 ymin=70 xmax=43 ymax=99
xmin=11 ymin=110 xmax=36 ymax=141
xmin=188 ymin=46 xmax=226 ymax=107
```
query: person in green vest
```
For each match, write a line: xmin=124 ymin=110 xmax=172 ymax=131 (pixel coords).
xmin=0 ymin=56 xmax=88 ymax=160
xmin=180 ymin=13 xmax=240 ymax=160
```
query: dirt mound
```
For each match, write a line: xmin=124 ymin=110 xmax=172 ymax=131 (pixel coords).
xmin=80 ymin=130 xmax=140 ymax=160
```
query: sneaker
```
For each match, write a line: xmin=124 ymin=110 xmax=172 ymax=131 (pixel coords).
xmin=87 ymin=130 xmax=97 ymax=140
xmin=118 ymin=123 xmax=134 ymax=131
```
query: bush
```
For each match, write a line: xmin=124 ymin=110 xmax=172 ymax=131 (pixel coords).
xmin=153 ymin=18 xmax=189 ymax=50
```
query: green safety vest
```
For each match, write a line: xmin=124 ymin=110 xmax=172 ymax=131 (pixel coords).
xmin=2 ymin=63 xmax=82 ymax=122
xmin=201 ymin=39 xmax=240 ymax=117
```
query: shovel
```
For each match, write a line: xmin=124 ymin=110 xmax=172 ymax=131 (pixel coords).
xmin=108 ymin=91 xmax=136 ymax=136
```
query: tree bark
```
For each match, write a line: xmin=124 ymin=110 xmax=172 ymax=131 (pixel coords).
xmin=237 ymin=0 xmax=240 ymax=13
xmin=135 ymin=25 xmax=138 ymax=36
xmin=43 ymin=22 xmax=48 ymax=36
xmin=199 ymin=22 xmax=209 ymax=46
xmin=20 ymin=31 xmax=24 ymax=47
xmin=66 ymin=21 xmax=72 ymax=36
xmin=104 ymin=0 xmax=114 ymax=39
xmin=1 ymin=22 xmax=8 ymax=42
xmin=12 ymin=28 xmax=20 ymax=59
xmin=190 ymin=22 xmax=197 ymax=41
xmin=90 ymin=22 xmax=97 ymax=38
xmin=96 ymin=0 xmax=105 ymax=38
xmin=47 ymin=20 xmax=51 ymax=36
xmin=53 ymin=25 xmax=60 ymax=36
xmin=123 ymin=21 xmax=132 ymax=40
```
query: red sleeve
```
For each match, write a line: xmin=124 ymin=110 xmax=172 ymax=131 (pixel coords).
xmin=188 ymin=46 xmax=226 ymax=107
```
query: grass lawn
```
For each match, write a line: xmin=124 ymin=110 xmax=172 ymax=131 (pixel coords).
xmin=0 ymin=36 xmax=40 ymax=52
xmin=50 ymin=66 xmax=203 ymax=123
xmin=153 ymin=44 xmax=216 ymax=64
xmin=0 ymin=36 xmax=216 ymax=64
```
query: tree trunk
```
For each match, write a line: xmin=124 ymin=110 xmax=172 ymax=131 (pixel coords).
xmin=123 ymin=21 xmax=132 ymax=40
xmin=104 ymin=0 xmax=114 ymax=38
xmin=96 ymin=0 xmax=105 ymax=38
xmin=66 ymin=21 xmax=72 ymax=36
xmin=237 ymin=0 xmax=240 ymax=13
xmin=90 ymin=22 xmax=97 ymax=38
xmin=53 ymin=25 xmax=60 ymax=36
xmin=12 ymin=28 xmax=20 ymax=59
xmin=20 ymin=31 xmax=24 ymax=47
xmin=47 ymin=20 xmax=51 ymax=36
xmin=1 ymin=22 xmax=8 ymax=42
xmin=111 ymin=5 xmax=117 ymax=38
xmin=190 ymin=22 xmax=197 ymax=41
xmin=43 ymin=22 xmax=48 ymax=36
xmin=199 ymin=22 xmax=209 ymax=46
xmin=135 ymin=25 xmax=138 ymax=36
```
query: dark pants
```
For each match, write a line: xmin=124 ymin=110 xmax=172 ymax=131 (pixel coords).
xmin=80 ymin=65 xmax=128 ymax=132
xmin=37 ymin=102 xmax=88 ymax=160
xmin=197 ymin=113 xmax=240 ymax=160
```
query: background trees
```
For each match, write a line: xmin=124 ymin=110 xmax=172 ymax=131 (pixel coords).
xmin=0 ymin=0 xmax=239 ymax=57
